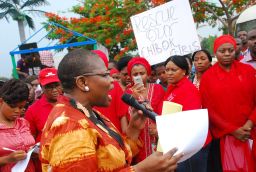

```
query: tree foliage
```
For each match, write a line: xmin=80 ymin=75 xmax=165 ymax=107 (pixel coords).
xmin=201 ymin=35 xmax=217 ymax=55
xmin=45 ymin=0 xmax=147 ymax=60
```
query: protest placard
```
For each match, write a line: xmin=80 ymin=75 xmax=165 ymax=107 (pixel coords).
xmin=131 ymin=0 xmax=201 ymax=65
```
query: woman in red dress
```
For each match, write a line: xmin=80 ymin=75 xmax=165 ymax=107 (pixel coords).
xmin=127 ymin=57 xmax=165 ymax=163
xmin=200 ymin=35 xmax=256 ymax=172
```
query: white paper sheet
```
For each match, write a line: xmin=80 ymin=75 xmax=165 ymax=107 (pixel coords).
xmin=12 ymin=143 xmax=40 ymax=172
xmin=156 ymin=109 xmax=208 ymax=162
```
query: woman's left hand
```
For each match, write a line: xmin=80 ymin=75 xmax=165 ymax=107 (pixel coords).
xmin=242 ymin=120 xmax=253 ymax=132
xmin=231 ymin=127 xmax=251 ymax=141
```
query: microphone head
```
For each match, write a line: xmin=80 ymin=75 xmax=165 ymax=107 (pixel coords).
xmin=121 ymin=93 xmax=136 ymax=106
xmin=121 ymin=93 xmax=157 ymax=121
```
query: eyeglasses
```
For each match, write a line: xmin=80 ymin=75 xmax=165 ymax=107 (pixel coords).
xmin=75 ymin=71 xmax=111 ymax=78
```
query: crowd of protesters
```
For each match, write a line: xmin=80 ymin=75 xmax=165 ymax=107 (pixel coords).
xmin=0 ymin=28 xmax=255 ymax=172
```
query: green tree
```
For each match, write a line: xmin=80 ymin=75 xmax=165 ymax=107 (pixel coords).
xmin=201 ymin=35 xmax=217 ymax=55
xmin=45 ymin=0 xmax=146 ymax=60
xmin=0 ymin=0 xmax=49 ymax=42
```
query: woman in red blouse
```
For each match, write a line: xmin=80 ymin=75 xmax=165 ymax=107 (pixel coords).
xmin=164 ymin=55 xmax=201 ymax=111
xmin=0 ymin=79 xmax=35 ymax=172
xmin=200 ymin=35 xmax=256 ymax=172
xmin=164 ymin=55 xmax=210 ymax=172
xmin=126 ymin=57 xmax=165 ymax=163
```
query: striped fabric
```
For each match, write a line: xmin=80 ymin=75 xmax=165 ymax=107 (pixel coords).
xmin=0 ymin=118 xmax=35 ymax=172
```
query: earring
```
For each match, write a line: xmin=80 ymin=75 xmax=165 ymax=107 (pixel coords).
xmin=84 ymin=86 xmax=90 ymax=92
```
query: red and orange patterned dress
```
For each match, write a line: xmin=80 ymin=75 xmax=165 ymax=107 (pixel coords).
xmin=40 ymin=96 xmax=142 ymax=172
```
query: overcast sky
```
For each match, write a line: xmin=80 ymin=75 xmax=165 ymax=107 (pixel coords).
xmin=0 ymin=0 xmax=79 ymax=78
xmin=0 ymin=0 xmax=220 ymax=78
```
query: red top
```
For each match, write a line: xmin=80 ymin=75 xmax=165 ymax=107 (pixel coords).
xmin=200 ymin=61 xmax=256 ymax=138
xmin=164 ymin=77 xmax=201 ymax=111
xmin=0 ymin=118 xmax=35 ymax=172
xmin=25 ymin=95 xmax=55 ymax=142
xmin=94 ymin=81 xmax=129 ymax=132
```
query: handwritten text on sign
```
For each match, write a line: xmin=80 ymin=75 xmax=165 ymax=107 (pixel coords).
xmin=131 ymin=0 xmax=201 ymax=65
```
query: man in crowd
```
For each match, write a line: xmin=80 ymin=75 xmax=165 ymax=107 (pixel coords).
xmin=240 ymin=29 xmax=256 ymax=69
xmin=235 ymin=38 xmax=244 ymax=60
xmin=237 ymin=30 xmax=249 ymax=56
xmin=25 ymin=68 xmax=62 ymax=143
xmin=25 ymin=68 xmax=62 ymax=171
xmin=16 ymin=54 xmax=30 ymax=79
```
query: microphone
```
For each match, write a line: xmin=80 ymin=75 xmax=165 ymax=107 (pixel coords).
xmin=121 ymin=93 xmax=158 ymax=121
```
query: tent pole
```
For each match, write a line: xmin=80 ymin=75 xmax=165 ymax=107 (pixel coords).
xmin=11 ymin=55 xmax=18 ymax=79
xmin=93 ymin=43 xmax=97 ymax=50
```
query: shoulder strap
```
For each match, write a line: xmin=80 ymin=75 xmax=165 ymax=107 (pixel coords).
xmin=69 ymin=98 xmax=124 ymax=148
xmin=93 ymin=111 xmax=124 ymax=148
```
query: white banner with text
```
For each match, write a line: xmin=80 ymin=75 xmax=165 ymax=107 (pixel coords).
xmin=131 ymin=0 xmax=201 ymax=65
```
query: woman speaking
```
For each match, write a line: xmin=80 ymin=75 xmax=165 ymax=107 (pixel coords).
xmin=39 ymin=49 xmax=182 ymax=172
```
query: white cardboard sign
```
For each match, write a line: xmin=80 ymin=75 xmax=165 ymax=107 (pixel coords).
xmin=131 ymin=0 xmax=201 ymax=65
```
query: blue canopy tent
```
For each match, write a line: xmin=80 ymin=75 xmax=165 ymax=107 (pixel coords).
xmin=10 ymin=22 xmax=97 ymax=78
